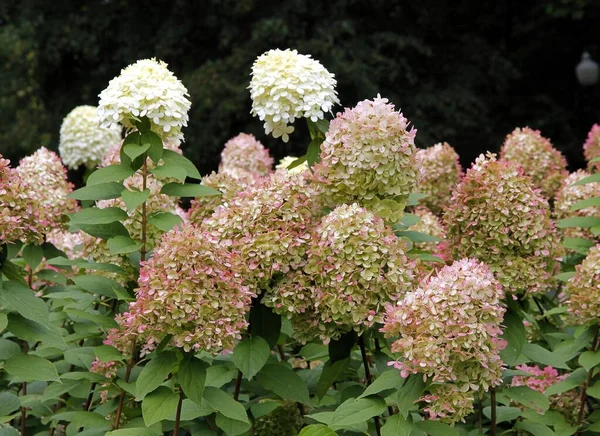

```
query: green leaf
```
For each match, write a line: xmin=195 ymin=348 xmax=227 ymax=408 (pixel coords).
xmin=298 ymin=425 xmax=337 ymax=436
xmin=500 ymin=311 xmax=527 ymax=366
xmin=106 ymin=430 xmax=161 ymax=436
xmin=150 ymin=163 xmax=187 ymax=183
xmin=514 ymin=421 xmax=556 ymax=436
xmin=570 ymin=196 xmax=600 ymax=211
xmin=148 ymin=212 xmax=183 ymax=232
xmin=286 ymin=156 xmax=307 ymax=171
xmin=136 ymin=351 xmax=177 ymax=399
xmin=483 ymin=406 xmax=522 ymax=423
xmin=316 ymin=358 xmax=350 ymax=399
xmin=544 ymin=368 xmax=587 ymax=396
xmin=161 ymin=182 xmax=221 ymax=197
xmin=407 ymin=193 xmax=429 ymax=206
xmin=94 ymin=345 xmax=124 ymax=363
xmin=141 ymin=130 xmax=163 ymax=164
xmin=394 ymin=375 xmax=425 ymax=417
xmin=121 ymin=188 xmax=150 ymax=212
xmin=167 ymin=398 xmax=212 ymax=421
xmin=179 ymin=355 xmax=208 ymax=406
xmin=522 ymin=343 xmax=570 ymax=369
xmin=505 ymin=386 xmax=550 ymax=412
xmin=123 ymin=142 xmax=150 ymax=161
xmin=0 ymin=313 xmax=7 ymax=333
xmin=203 ymin=386 xmax=249 ymax=424
xmin=52 ymin=411 xmax=107 ymax=428
xmin=359 ymin=369 xmax=405 ymax=399
xmin=396 ymin=231 xmax=440 ymax=243
xmin=107 ymin=236 xmax=143 ymax=255
xmin=161 ymin=150 xmax=202 ymax=180
xmin=250 ymin=401 xmax=280 ymax=419
xmin=414 ymin=420 xmax=460 ymax=436
xmin=556 ymin=216 xmax=600 ymax=229
xmin=580 ymin=351 xmax=600 ymax=371
xmin=256 ymin=363 xmax=311 ymax=404
xmin=562 ymin=237 xmax=595 ymax=254
xmin=300 ymin=343 xmax=328 ymax=361
xmin=315 ymin=118 xmax=329 ymax=134
xmin=554 ymin=272 xmax=575 ymax=283
xmin=72 ymin=275 xmax=122 ymax=298
xmin=5 ymin=354 xmax=59 ymax=382
xmin=22 ymin=244 xmax=44 ymax=270
xmin=68 ymin=182 xmax=124 ymax=201
xmin=205 ymin=364 xmax=237 ymax=388
xmin=249 ymin=300 xmax=281 ymax=348
xmin=588 ymin=382 xmax=600 ymax=399
xmin=329 ymin=397 xmax=387 ymax=430
xmin=571 ymin=172 xmax=600 ymax=186
xmin=328 ymin=331 xmax=357 ymax=363
xmin=70 ymin=207 xmax=129 ymax=225
xmin=0 ymin=339 xmax=20 ymax=361
xmin=42 ymin=380 xmax=81 ymax=401
xmin=1 ymin=261 xmax=27 ymax=285
xmin=87 ymin=164 xmax=135 ymax=186
xmin=6 ymin=314 xmax=65 ymax=348
xmin=0 ymin=281 xmax=49 ymax=325
xmin=381 ymin=414 xmax=413 ymax=436
xmin=232 ymin=336 xmax=270 ymax=380
xmin=142 ymin=386 xmax=179 ymax=427
xmin=0 ymin=392 xmax=20 ymax=416
xmin=71 ymin=221 xmax=130 ymax=239
xmin=215 ymin=412 xmax=252 ymax=436
xmin=307 ymin=137 xmax=323 ymax=168
xmin=64 ymin=347 xmax=96 ymax=368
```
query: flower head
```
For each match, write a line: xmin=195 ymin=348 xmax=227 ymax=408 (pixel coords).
xmin=276 ymin=156 xmax=309 ymax=174
xmin=312 ymin=96 xmax=419 ymax=223
xmin=565 ymin=244 xmax=600 ymax=325
xmin=583 ymin=124 xmax=600 ymax=171
xmin=59 ymin=105 xmax=122 ymax=169
xmin=500 ymin=127 xmax=568 ymax=198
xmin=46 ymin=229 xmax=83 ymax=259
xmin=97 ymin=59 xmax=191 ymax=142
xmin=110 ymin=223 xmax=256 ymax=354
xmin=382 ymin=259 xmax=505 ymax=423
xmin=249 ymin=48 xmax=339 ymax=142
xmin=444 ymin=153 xmax=560 ymax=295
xmin=266 ymin=203 xmax=414 ymax=342
xmin=16 ymin=147 xmax=78 ymax=233
xmin=421 ymin=384 xmax=475 ymax=424
xmin=416 ymin=143 xmax=462 ymax=215
xmin=219 ymin=133 xmax=273 ymax=176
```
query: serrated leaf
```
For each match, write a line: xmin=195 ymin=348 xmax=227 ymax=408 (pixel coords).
xmin=515 ymin=421 xmax=556 ymax=436
xmin=94 ymin=345 xmax=124 ymax=363
xmin=414 ymin=420 xmax=460 ymax=436
xmin=330 ymin=397 xmax=386 ymax=430
xmin=382 ymin=414 xmax=412 ymax=436
xmin=179 ymin=355 xmax=208 ymax=406
xmin=317 ymin=358 xmax=350 ymax=399
xmin=141 ymin=130 xmax=163 ymax=164
xmin=42 ymin=380 xmax=81 ymax=401
xmin=307 ymin=137 xmax=323 ymax=168
xmin=500 ymin=311 xmax=527 ymax=366
xmin=105 ymin=429 xmax=161 ymax=436
xmin=1 ymin=261 xmax=27 ymax=285
xmin=64 ymin=347 xmax=96 ymax=369
xmin=21 ymin=244 xmax=44 ymax=270
xmin=161 ymin=150 xmax=201 ymax=180
xmin=167 ymin=399 xmax=212 ymax=421
xmin=71 ymin=221 xmax=130 ymax=239
xmin=232 ymin=336 xmax=270 ymax=380
xmin=250 ymin=401 xmax=280 ymax=419
xmin=407 ymin=192 xmax=429 ymax=206
xmin=505 ymin=386 xmax=550 ymax=412
xmin=359 ymin=369 xmax=404 ymax=399
xmin=588 ymin=382 xmax=600 ymax=399
xmin=562 ymin=237 xmax=595 ymax=254
xmin=579 ymin=351 xmax=600 ymax=371
xmin=70 ymin=207 xmax=129 ymax=225
xmin=52 ymin=411 xmax=107 ymax=428
xmin=570 ymin=196 xmax=600 ymax=211
xmin=300 ymin=343 xmax=328 ymax=361
xmin=544 ymin=368 xmax=587 ymax=396
xmin=554 ymin=272 xmax=575 ymax=282
xmin=87 ymin=164 xmax=135 ymax=186
xmin=123 ymin=142 xmax=150 ymax=161
xmin=215 ymin=412 xmax=252 ymax=435
xmin=148 ymin=212 xmax=183 ymax=232
xmin=6 ymin=314 xmax=66 ymax=348
xmin=298 ymin=425 xmax=337 ymax=436
xmin=256 ymin=363 xmax=311 ymax=404
xmin=68 ymin=182 xmax=124 ymax=201
xmin=136 ymin=351 xmax=177 ymax=399
xmin=286 ymin=156 xmax=307 ymax=170
xmin=72 ymin=275 xmax=121 ymax=298
xmin=141 ymin=386 xmax=179 ymax=427
xmin=483 ymin=406 xmax=522 ymax=423
xmin=522 ymin=343 xmax=571 ymax=369
xmin=203 ymin=386 xmax=249 ymax=424
xmin=0 ymin=281 xmax=49 ymax=325
xmin=161 ymin=182 xmax=221 ymax=197
xmin=394 ymin=375 xmax=425 ymax=417
xmin=121 ymin=188 xmax=150 ymax=212
xmin=557 ymin=216 xmax=600 ymax=229
xmin=0 ymin=392 xmax=20 ymax=416
xmin=396 ymin=230 xmax=440 ymax=243
xmin=107 ymin=236 xmax=142 ymax=255
xmin=0 ymin=338 xmax=20 ymax=360
xmin=150 ymin=163 xmax=187 ymax=183
xmin=5 ymin=354 xmax=59 ymax=382
xmin=0 ymin=313 xmax=7 ymax=333
xmin=572 ymin=173 xmax=600 ymax=186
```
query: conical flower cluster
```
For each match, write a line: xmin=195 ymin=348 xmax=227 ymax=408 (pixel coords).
xmin=219 ymin=133 xmax=273 ymax=177
xmin=98 ymin=59 xmax=191 ymax=142
xmin=500 ymin=127 xmax=568 ymax=198
xmin=564 ymin=244 xmax=600 ymax=325
xmin=312 ymin=96 xmax=419 ymax=223
xmin=59 ymin=105 xmax=122 ymax=169
xmin=109 ymin=223 xmax=256 ymax=354
xmin=16 ymin=147 xmax=78 ymax=233
xmin=444 ymin=153 xmax=560 ymax=295
xmin=583 ymin=124 xmax=600 ymax=171
xmin=382 ymin=259 xmax=506 ymax=423
xmin=249 ymin=48 xmax=339 ymax=142
xmin=265 ymin=203 xmax=414 ymax=342
xmin=416 ymin=142 xmax=462 ymax=215
xmin=554 ymin=170 xmax=600 ymax=241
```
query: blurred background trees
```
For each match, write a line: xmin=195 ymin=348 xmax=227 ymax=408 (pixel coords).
xmin=1 ymin=0 xmax=599 ymax=175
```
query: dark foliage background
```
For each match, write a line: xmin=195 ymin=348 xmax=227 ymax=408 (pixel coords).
xmin=1 ymin=0 xmax=599 ymax=176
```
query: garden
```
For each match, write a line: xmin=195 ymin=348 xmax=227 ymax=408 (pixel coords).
xmin=1 ymin=47 xmax=600 ymax=436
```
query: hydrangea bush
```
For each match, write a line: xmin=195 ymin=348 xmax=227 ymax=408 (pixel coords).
xmin=1 ymin=50 xmax=600 ymax=436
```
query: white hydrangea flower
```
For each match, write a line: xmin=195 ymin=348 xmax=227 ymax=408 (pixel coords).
xmin=249 ymin=49 xmax=339 ymax=142
xmin=276 ymin=156 xmax=308 ymax=174
xmin=97 ymin=58 xmax=191 ymax=142
xmin=59 ymin=105 xmax=122 ymax=169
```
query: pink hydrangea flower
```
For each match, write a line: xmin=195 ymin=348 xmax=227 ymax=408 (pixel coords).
xmin=565 ymin=244 xmax=600 ymax=325
xmin=554 ymin=170 xmax=600 ymax=242
xmin=219 ymin=133 xmax=273 ymax=177
xmin=583 ymin=124 xmax=600 ymax=172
